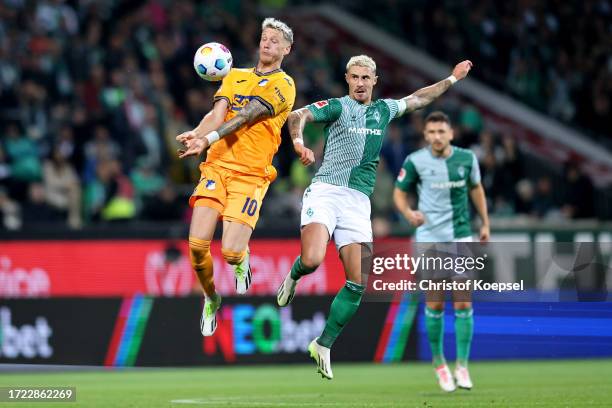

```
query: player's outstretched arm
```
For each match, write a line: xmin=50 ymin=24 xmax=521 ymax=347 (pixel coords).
xmin=469 ymin=183 xmax=490 ymax=242
xmin=393 ymin=188 xmax=425 ymax=227
xmin=401 ymin=60 xmax=473 ymax=114
xmin=287 ymin=108 xmax=315 ymax=166
xmin=177 ymin=98 xmax=271 ymax=158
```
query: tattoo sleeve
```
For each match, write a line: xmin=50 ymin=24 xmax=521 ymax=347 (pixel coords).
xmin=402 ymin=78 xmax=453 ymax=114
xmin=287 ymin=108 xmax=314 ymax=142
xmin=216 ymin=98 xmax=272 ymax=139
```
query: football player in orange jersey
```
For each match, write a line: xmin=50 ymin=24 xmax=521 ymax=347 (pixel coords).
xmin=176 ymin=18 xmax=314 ymax=336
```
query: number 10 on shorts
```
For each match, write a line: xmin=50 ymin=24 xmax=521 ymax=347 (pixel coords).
xmin=241 ymin=197 xmax=258 ymax=216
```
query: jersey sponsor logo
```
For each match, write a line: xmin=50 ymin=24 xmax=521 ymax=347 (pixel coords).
xmin=397 ymin=168 xmax=406 ymax=182
xmin=258 ymin=79 xmax=269 ymax=86
xmin=274 ymin=87 xmax=285 ymax=103
xmin=348 ymin=127 xmax=383 ymax=136
xmin=231 ymin=94 xmax=256 ymax=111
xmin=431 ymin=180 xmax=466 ymax=189
xmin=314 ymin=101 xmax=328 ymax=109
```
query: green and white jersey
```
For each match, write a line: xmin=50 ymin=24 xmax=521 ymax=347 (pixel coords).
xmin=306 ymin=96 xmax=402 ymax=196
xmin=395 ymin=146 xmax=481 ymax=242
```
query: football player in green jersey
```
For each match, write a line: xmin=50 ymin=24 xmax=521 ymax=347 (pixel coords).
xmin=278 ymin=55 xmax=472 ymax=379
xmin=394 ymin=111 xmax=490 ymax=391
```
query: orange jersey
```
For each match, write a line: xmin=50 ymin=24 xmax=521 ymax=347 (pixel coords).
xmin=206 ymin=67 xmax=296 ymax=178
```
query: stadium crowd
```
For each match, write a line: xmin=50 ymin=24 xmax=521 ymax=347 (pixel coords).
xmin=0 ymin=0 xmax=600 ymax=231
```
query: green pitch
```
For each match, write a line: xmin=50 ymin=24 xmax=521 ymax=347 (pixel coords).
xmin=1 ymin=360 xmax=611 ymax=407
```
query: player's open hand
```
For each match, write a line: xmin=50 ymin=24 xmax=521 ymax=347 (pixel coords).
xmin=176 ymin=130 xmax=197 ymax=145
xmin=177 ymin=137 xmax=208 ymax=158
xmin=407 ymin=211 xmax=425 ymax=227
xmin=294 ymin=143 xmax=315 ymax=166
xmin=451 ymin=60 xmax=473 ymax=81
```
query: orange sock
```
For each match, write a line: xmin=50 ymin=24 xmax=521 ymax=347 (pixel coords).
xmin=189 ymin=237 xmax=215 ymax=297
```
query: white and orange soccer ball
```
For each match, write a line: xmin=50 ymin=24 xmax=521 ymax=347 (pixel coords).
xmin=193 ymin=42 xmax=233 ymax=81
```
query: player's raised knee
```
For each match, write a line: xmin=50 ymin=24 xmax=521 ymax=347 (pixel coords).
xmin=300 ymin=252 xmax=324 ymax=270
xmin=189 ymin=237 xmax=211 ymax=262
xmin=221 ymin=247 xmax=247 ymax=265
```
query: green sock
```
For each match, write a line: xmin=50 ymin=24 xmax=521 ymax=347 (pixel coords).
xmin=290 ymin=256 xmax=317 ymax=280
xmin=425 ymin=306 xmax=445 ymax=366
xmin=317 ymin=281 xmax=364 ymax=348
xmin=454 ymin=307 xmax=473 ymax=367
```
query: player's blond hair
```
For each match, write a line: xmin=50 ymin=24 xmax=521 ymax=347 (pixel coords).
xmin=262 ymin=18 xmax=294 ymax=44
xmin=346 ymin=55 xmax=377 ymax=73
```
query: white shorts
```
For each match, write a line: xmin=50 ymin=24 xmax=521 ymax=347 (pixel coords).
xmin=300 ymin=182 xmax=372 ymax=249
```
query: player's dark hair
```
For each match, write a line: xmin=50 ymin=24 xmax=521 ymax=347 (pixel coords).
xmin=425 ymin=111 xmax=451 ymax=126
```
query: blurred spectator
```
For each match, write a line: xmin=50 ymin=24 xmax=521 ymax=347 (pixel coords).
xmin=479 ymin=151 xmax=500 ymax=209
xmin=561 ymin=162 xmax=595 ymax=219
xmin=471 ymin=130 xmax=504 ymax=164
xmin=0 ymin=187 xmax=21 ymax=230
xmin=21 ymin=182 xmax=65 ymax=227
xmin=141 ymin=183 xmax=184 ymax=221
xmin=371 ymin=157 xmax=395 ymax=220
xmin=83 ymin=159 xmax=135 ymax=222
xmin=532 ymin=176 xmax=558 ymax=219
xmin=458 ymin=102 xmax=484 ymax=146
xmin=380 ymin=123 xmax=410 ymax=176
xmin=515 ymin=179 xmax=535 ymax=216
xmin=130 ymin=159 xmax=166 ymax=212
xmin=496 ymin=134 xmax=523 ymax=203
xmin=3 ymin=123 xmax=42 ymax=200
xmin=83 ymin=125 xmax=120 ymax=182
xmin=43 ymin=146 xmax=82 ymax=229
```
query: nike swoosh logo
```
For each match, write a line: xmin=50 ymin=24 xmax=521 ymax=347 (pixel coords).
xmin=236 ymin=80 xmax=247 ymax=83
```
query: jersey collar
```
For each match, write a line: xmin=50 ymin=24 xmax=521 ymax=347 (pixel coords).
xmin=253 ymin=67 xmax=283 ymax=76
xmin=428 ymin=145 xmax=455 ymax=160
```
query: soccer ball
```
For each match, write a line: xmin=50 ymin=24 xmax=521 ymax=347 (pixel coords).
xmin=193 ymin=42 xmax=233 ymax=81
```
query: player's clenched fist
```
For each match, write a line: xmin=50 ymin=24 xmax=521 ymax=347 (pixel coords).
xmin=294 ymin=143 xmax=315 ymax=166
xmin=451 ymin=60 xmax=473 ymax=81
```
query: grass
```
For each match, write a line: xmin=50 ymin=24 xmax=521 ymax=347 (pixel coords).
xmin=1 ymin=360 xmax=611 ymax=407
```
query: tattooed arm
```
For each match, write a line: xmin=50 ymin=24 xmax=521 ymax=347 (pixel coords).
xmin=287 ymin=108 xmax=315 ymax=166
xmin=177 ymin=98 xmax=272 ymax=158
xmin=176 ymin=99 xmax=228 ymax=145
xmin=399 ymin=60 xmax=473 ymax=115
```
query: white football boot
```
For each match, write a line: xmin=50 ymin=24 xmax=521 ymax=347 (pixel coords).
xmin=200 ymin=294 xmax=221 ymax=336
xmin=435 ymin=364 xmax=456 ymax=392
xmin=277 ymin=272 xmax=298 ymax=307
xmin=308 ymin=338 xmax=333 ymax=380
xmin=454 ymin=365 xmax=473 ymax=390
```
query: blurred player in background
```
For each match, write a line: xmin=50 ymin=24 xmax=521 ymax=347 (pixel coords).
xmin=277 ymin=55 xmax=473 ymax=379
xmin=394 ymin=111 xmax=490 ymax=391
xmin=176 ymin=18 xmax=311 ymax=336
